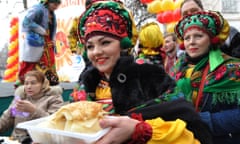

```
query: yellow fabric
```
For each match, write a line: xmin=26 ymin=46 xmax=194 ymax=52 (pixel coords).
xmin=67 ymin=17 xmax=80 ymax=53
xmin=139 ymin=22 xmax=163 ymax=50
xmin=191 ymin=91 xmax=198 ymax=104
xmin=95 ymin=86 xmax=112 ymax=100
xmin=185 ymin=67 xmax=194 ymax=78
xmin=146 ymin=118 xmax=200 ymax=144
xmin=141 ymin=48 xmax=160 ymax=56
xmin=212 ymin=11 xmax=230 ymax=44
xmin=185 ymin=66 xmax=198 ymax=104
xmin=95 ymin=80 xmax=112 ymax=100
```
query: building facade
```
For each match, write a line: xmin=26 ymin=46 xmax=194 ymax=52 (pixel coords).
xmin=202 ymin=0 xmax=240 ymax=31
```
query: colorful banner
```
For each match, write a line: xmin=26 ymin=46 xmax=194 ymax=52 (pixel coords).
xmin=54 ymin=0 xmax=86 ymax=82
xmin=3 ymin=0 xmax=86 ymax=83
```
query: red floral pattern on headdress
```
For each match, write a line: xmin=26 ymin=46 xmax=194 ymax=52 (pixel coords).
xmin=78 ymin=1 xmax=138 ymax=49
xmin=84 ymin=9 xmax=128 ymax=41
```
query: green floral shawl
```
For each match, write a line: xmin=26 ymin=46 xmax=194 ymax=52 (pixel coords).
xmin=171 ymin=48 xmax=240 ymax=109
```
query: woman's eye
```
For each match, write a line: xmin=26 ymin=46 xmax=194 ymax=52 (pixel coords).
xmin=195 ymin=34 xmax=202 ymax=38
xmin=102 ymin=40 xmax=110 ymax=45
xmin=184 ymin=36 xmax=190 ymax=41
xmin=86 ymin=45 xmax=93 ymax=50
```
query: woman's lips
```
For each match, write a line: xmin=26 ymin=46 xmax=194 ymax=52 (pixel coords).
xmin=96 ymin=57 xmax=107 ymax=65
xmin=189 ymin=48 xmax=198 ymax=53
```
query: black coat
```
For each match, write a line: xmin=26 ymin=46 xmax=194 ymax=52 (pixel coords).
xmin=79 ymin=56 xmax=212 ymax=144
xmin=80 ymin=56 xmax=175 ymax=114
xmin=221 ymin=26 xmax=240 ymax=58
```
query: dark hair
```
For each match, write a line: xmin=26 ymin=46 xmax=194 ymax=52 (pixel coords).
xmin=164 ymin=33 xmax=177 ymax=42
xmin=24 ymin=70 xmax=45 ymax=84
xmin=48 ymin=0 xmax=61 ymax=4
xmin=180 ymin=0 xmax=204 ymax=10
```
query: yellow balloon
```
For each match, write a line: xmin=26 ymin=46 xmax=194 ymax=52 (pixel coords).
xmin=174 ymin=0 xmax=184 ymax=9
xmin=12 ymin=25 xmax=17 ymax=31
xmin=12 ymin=66 xmax=18 ymax=72
xmin=12 ymin=54 xmax=17 ymax=61
xmin=147 ymin=4 xmax=154 ymax=14
xmin=5 ymin=69 xmax=12 ymax=74
xmin=8 ymin=76 xmax=16 ymax=82
xmin=7 ymin=57 xmax=14 ymax=64
xmin=8 ymin=43 xmax=13 ymax=49
xmin=9 ymin=69 xmax=14 ymax=74
xmin=148 ymin=3 xmax=158 ymax=14
xmin=10 ymin=29 xmax=15 ymax=35
xmin=4 ymin=69 xmax=9 ymax=75
xmin=11 ymin=41 xmax=16 ymax=49
xmin=161 ymin=0 xmax=175 ymax=11
xmin=148 ymin=0 xmax=162 ymax=14
xmin=10 ymin=25 xmax=18 ymax=35
xmin=15 ymin=52 xmax=19 ymax=57
xmin=166 ymin=22 xmax=177 ymax=33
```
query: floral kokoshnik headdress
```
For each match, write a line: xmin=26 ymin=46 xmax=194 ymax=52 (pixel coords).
xmin=77 ymin=0 xmax=138 ymax=50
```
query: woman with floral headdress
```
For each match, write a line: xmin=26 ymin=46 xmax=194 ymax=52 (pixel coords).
xmin=180 ymin=0 xmax=240 ymax=58
xmin=17 ymin=0 xmax=61 ymax=87
xmin=173 ymin=11 xmax=240 ymax=144
xmin=73 ymin=0 xmax=213 ymax=143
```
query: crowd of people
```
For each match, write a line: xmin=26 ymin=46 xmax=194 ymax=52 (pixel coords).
xmin=0 ymin=0 xmax=240 ymax=144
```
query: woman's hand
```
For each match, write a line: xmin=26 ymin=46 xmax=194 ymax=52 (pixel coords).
xmin=16 ymin=100 xmax=36 ymax=114
xmin=96 ymin=116 xmax=139 ymax=144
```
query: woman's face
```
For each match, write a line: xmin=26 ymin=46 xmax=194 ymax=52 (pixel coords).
xmin=86 ymin=35 xmax=121 ymax=77
xmin=181 ymin=0 xmax=203 ymax=17
xmin=184 ymin=29 xmax=210 ymax=58
xmin=24 ymin=76 xmax=43 ymax=97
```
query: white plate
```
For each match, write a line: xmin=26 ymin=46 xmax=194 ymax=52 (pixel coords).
xmin=0 ymin=137 xmax=20 ymax=144
xmin=16 ymin=116 xmax=110 ymax=144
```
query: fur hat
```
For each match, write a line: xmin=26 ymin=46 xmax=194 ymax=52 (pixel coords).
xmin=78 ymin=0 xmax=138 ymax=50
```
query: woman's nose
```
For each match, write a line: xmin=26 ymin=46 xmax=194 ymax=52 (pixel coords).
xmin=93 ymin=46 xmax=103 ymax=55
xmin=189 ymin=37 xmax=196 ymax=44
xmin=25 ymin=84 xmax=32 ymax=88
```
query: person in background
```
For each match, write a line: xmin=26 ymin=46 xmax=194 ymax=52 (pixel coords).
xmin=17 ymin=0 xmax=61 ymax=87
xmin=0 ymin=70 xmax=64 ymax=143
xmin=136 ymin=20 xmax=166 ymax=66
xmin=75 ymin=0 xmax=212 ymax=143
xmin=173 ymin=10 xmax=240 ymax=144
xmin=163 ymin=32 xmax=184 ymax=74
xmin=180 ymin=0 xmax=240 ymax=58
